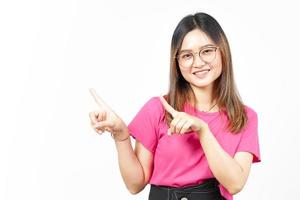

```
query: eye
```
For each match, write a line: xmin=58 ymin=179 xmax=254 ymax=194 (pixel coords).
xmin=180 ymin=53 xmax=192 ymax=60
xmin=201 ymin=48 xmax=214 ymax=55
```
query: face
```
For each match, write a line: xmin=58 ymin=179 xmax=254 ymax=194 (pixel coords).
xmin=177 ymin=29 xmax=222 ymax=90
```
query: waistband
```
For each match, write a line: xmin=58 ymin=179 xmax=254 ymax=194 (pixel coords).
xmin=149 ymin=178 xmax=224 ymax=200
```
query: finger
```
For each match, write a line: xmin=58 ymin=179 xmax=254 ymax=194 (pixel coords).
xmin=90 ymin=111 xmax=107 ymax=134
xmin=90 ymin=120 xmax=104 ymax=134
xmin=89 ymin=88 xmax=110 ymax=109
xmin=94 ymin=125 xmax=112 ymax=134
xmin=180 ymin=121 xmax=193 ymax=134
xmin=89 ymin=111 xmax=99 ymax=124
xmin=175 ymin=119 xmax=188 ymax=134
xmin=159 ymin=96 xmax=178 ymax=118
xmin=98 ymin=111 xmax=106 ymax=122
xmin=93 ymin=120 xmax=114 ymax=130
xmin=93 ymin=126 xmax=104 ymax=134
xmin=104 ymin=127 xmax=113 ymax=132
xmin=170 ymin=117 xmax=181 ymax=135
xmin=167 ymin=128 xmax=172 ymax=136
xmin=94 ymin=121 xmax=114 ymax=134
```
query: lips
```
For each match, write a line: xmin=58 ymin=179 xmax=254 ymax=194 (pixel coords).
xmin=192 ymin=69 xmax=210 ymax=75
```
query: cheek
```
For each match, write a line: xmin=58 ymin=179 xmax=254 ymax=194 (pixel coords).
xmin=213 ymin=63 xmax=222 ymax=75
xmin=179 ymin=68 xmax=190 ymax=79
xmin=212 ymin=54 xmax=222 ymax=74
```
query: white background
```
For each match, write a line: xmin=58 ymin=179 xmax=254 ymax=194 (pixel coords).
xmin=0 ymin=0 xmax=299 ymax=199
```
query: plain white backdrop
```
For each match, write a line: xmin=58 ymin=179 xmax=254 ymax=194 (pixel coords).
xmin=1 ymin=0 xmax=299 ymax=199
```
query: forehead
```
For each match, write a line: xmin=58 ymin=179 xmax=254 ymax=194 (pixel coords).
xmin=180 ymin=29 xmax=214 ymax=50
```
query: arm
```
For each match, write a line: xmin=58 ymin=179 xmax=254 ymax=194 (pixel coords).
xmin=114 ymin=128 xmax=153 ymax=194
xmin=158 ymin=96 xmax=253 ymax=195
xmin=198 ymin=126 xmax=253 ymax=195
xmin=88 ymin=89 xmax=153 ymax=195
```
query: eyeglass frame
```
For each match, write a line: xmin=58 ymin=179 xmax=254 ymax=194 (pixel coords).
xmin=175 ymin=45 xmax=219 ymax=67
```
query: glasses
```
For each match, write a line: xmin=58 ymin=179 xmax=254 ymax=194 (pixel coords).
xmin=176 ymin=46 xmax=219 ymax=68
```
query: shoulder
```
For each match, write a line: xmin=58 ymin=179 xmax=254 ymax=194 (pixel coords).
xmin=241 ymin=105 xmax=258 ymax=132
xmin=145 ymin=96 xmax=162 ymax=106
xmin=140 ymin=96 xmax=165 ymax=115
xmin=243 ymin=104 xmax=258 ymax=120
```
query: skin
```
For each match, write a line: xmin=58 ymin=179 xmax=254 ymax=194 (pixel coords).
xmin=88 ymin=29 xmax=254 ymax=195
xmin=178 ymin=29 xmax=222 ymax=110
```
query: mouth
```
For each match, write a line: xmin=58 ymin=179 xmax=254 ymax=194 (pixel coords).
xmin=192 ymin=69 xmax=211 ymax=75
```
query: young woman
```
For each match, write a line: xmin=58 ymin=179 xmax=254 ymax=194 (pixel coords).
xmin=89 ymin=12 xmax=261 ymax=200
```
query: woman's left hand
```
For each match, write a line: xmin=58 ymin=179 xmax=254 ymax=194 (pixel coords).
xmin=159 ymin=96 xmax=209 ymax=136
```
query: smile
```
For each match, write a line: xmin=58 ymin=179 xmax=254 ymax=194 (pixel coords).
xmin=192 ymin=69 xmax=210 ymax=75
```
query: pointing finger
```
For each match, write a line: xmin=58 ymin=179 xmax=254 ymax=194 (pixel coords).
xmin=89 ymin=88 xmax=110 ymax=109
xmin=159 ymin=96 xmax=178 ymax=118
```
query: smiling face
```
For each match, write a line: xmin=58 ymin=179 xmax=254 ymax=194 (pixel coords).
xmin=178 ymin=29 xmax=222 ymax=90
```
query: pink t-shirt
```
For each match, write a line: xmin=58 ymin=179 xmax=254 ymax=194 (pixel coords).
xmin=127 ymin=96 xmax=261 ymax=200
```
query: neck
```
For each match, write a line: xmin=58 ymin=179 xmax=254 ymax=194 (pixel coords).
xmin=189 ymin=84 xmax=217 ymax=111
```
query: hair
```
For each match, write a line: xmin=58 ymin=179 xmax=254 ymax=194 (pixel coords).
xmin=164 ymin=12 xmax=247 ymax=133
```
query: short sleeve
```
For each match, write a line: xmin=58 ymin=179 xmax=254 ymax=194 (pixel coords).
xmin=236 ymin=107 xmax=261 ymax=163
xmin=127 ymin=97 xmax=162 ymax=154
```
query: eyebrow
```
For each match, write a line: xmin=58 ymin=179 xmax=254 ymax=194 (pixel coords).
xmin=179 ymin=44 xmax=216 ymax=53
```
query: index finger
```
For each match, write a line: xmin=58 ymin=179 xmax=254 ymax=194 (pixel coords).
xmin=89 ymin=88 xmax=110 ymax=109
xmin=159 ymin=96 xmax=178 ymax=117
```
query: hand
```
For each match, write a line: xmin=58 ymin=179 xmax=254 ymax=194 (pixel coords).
xmin=159 ymin=96 xmax=208 ymax=136
xmin=89 ymin=88 xmax=129 ymax=141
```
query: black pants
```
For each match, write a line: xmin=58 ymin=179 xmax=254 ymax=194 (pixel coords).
xmin=148 ymin=178 xmax=225 ymax=200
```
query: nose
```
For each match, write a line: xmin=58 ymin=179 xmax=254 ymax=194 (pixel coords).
xmin=192 ymin=52 xmax=206 ymax=67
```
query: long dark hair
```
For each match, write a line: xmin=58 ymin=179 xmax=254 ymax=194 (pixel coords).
xmin=164 ymin=12 xmax=247 ymax=133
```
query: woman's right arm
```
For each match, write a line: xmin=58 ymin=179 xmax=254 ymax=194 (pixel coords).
xmin=89 ymin=88 xmax=153 ymax=194
xmin=114 ymin=129 xmax=153 ymax=194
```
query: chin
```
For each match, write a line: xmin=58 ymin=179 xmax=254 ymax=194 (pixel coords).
xmin=189 ymin=77 xmax=214 ymax=88
xmin=190 ymin=81 xmax=213 ymax=89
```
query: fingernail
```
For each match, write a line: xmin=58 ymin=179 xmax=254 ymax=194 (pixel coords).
xmin=167 ymin=129 xmax=171 ymax=136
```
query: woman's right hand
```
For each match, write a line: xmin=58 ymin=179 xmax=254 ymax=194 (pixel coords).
xmin=89 ymin=88 xmax=129 ymax=141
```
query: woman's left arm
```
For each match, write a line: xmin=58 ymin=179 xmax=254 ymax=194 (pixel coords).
xmin=159 ymin=96 xmax=254 ymax=195
xmin=198 ymin=125 xmax=253 ymax=195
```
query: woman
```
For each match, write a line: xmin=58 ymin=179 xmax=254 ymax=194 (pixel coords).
xmin=89 ymin=12 xmax=261 ymax=200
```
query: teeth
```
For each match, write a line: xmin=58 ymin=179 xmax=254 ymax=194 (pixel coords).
xmin=193 ymin=69 xmax=210 ymax=74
